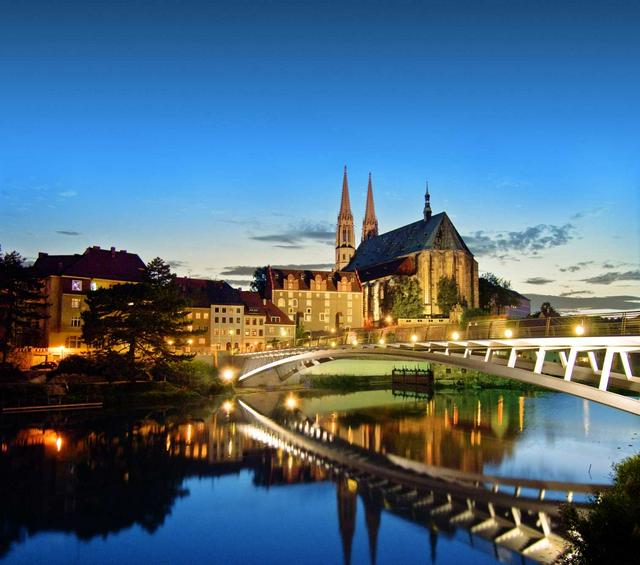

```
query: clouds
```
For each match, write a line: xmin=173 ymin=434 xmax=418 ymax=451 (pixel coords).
xmin=58 ymin=190 xmax=78 ymax=198
xmin=524 ymin=277 xmax=554 ymax=285
xmin=465 ymin=223 xmax=575 ymax=258
xmin=55 ymin=230 xmax=81 ymax=236
xmin=559 ymin=290 xmax=594 ymax=297
xmin=249 ymin=221 xmax=334 ymax=247
xmin=220 ymin=262 xmax=334 ymax=278
xmin=581 ymin=270 xmax=640 ymax=285
xmin=559 ymin=261 xmax=593 ymax=273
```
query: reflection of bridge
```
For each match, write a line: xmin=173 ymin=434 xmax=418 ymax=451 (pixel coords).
xmin=238 ymin=398 xmax=607 ymax=564
xmin=236 ymin=335 xmax=640 ymax=415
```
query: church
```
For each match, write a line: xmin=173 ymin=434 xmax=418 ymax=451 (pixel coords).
xmin=336 ymin=167 xmax=479 ymax=323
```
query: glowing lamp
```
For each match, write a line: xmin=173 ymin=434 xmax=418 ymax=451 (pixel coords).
xmin=222 ymin=400 xmax=234 ymax=414
xmin=187 ymin=338 xmax=193 ymax=345
xmin=575 ymin=325 xmax=585 ymax=336
xmin=411 ymin=334 xmax=418 ymax=343
xmin=451 ymin=331 xmax=461 ymax=341
xmin=222 ymin=368 xmax=235 ymax=382
xmin=504 ymin=329 xmax=513 ymax=339
xmin=378 ymin=338 xmax=385 ymax=345
xmin=285 ymin=395 xmax=298 ymax=410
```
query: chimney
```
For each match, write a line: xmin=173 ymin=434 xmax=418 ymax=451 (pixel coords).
xmin=110 ymin=246 xmax=116 ymax=257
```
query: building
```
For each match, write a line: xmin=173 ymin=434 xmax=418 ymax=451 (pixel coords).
xmin=33 ymin=246 xmax=146 ymax=358
xmin=266 ymin=267 xmax=363 ymax=334
xmin=177 ymin=279 xmax=294 ymax=353
xmin=341 ymin=178 xmax=479 ymax=323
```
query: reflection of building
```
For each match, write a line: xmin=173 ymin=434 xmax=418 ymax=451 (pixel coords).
xmin=337 ymin=477 xmax=357 ymax=565
xmin=33 ymin=246 xmax=146 ymax=358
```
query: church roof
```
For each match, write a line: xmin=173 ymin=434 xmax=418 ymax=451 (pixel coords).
xmin=344 ymin=212 xmax=473 ymax=272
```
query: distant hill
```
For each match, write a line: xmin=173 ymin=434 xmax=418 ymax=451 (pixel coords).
xmin=527 ymin=294 xmax=640 ymax=313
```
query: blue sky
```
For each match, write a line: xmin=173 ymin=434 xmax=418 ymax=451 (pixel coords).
xmin=1 ymin=0 xmax=639 ymax=306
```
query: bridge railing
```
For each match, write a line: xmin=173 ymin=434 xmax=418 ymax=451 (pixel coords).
xmin=292 ymin=310 xmax=640 ymax=348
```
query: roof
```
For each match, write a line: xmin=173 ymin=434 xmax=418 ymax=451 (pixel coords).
xmin=268 ymin=267 xmax=361 ymax=292
xmin=176 ymin=277 xmax=242 ymax=307
xmin=34 ymin=246 xmax=146 ymax=282
xmin=239 ymin=291 xmax=294 ymax=324
xmin=355 ymin=256 xmax=417 ymax=283
xmin=344 ymin=212 xmax=473 ymax=272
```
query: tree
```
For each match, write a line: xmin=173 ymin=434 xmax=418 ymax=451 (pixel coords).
xmin=479 ymin=273 xmax=519 ymax=314
xmin=561 ymin=452 xmax=640 ymax=563
xmin=383 ymin=276 xmax=424 ymax=319
xmin=81 ymin=258 xmax=193 ymax=374
xmin=251 ymin=266 xmax=269 ymax=297
xmin=436 ymin=276 xmax=459 ymax=317
xmin=0 ymin=248 xmax=47 ymax=363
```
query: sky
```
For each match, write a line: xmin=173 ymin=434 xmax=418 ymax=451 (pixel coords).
xmin=1 ymin=0 xmax=639 ymax=309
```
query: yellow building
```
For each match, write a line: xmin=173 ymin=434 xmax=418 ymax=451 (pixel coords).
xmin=33 ymin=246 xmax=146 ymax=359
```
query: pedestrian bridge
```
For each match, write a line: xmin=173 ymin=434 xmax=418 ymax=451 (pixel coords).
xmin=234 ymin=335 xmax=640 ymax=415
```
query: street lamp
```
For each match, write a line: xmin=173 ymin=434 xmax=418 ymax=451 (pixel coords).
xmin=221 ymin=368 xmax=235 ymax=382
xmin=379 ymin=337 xmax=385 ymax=345
xmin=575 ymin=324 xmax=585 ymax=336
xmin=285 ymin=395 xmax=298 ymax=410
xmin=504 ymin=328 xmax=513 ymax=339
xmin=451 ymin=331 xmax=460 ymax=341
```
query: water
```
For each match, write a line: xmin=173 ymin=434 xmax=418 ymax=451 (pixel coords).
xmin=1 ymin=387 xmax=638 ymax=564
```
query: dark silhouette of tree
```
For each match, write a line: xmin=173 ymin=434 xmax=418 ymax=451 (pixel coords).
xmin=81 ymin=258 xmax=193 ymax=373
xmin=383 ymin=276 xmax=424 ymax=318
xmin=250 ymin=266 xmax=269 ymax=297
xmin=436 ymin=276 xmax=459 ymax=317
xmin=479 ymin=273 xmax=519 ymax=314
xmin=0 ymin=247 xmax=47 ymax=363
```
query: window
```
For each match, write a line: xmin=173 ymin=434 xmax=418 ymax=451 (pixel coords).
xmin=65 ymin=336 xmax=82 ymax=348
xmin=187 ymin=312 xmax=193 ymax=319
xmin=252 ymin=319 xmax=257 ymax=326
xmin=288 ymin=308 xmax=295 ymax=314
xmin=214 ymin=307 xmax=219 ymax=313
xmin=319 ymin=313 xmax=327 ymax=322
xmin=222 ymin=317 xmax=226 ymax=323
xmin=222 ymin=307 xmax=226 ymax=313
xmin=306 ymin=308 xmax=311 ymax=314
xmin=271 ymin=316 xmax=280 ymax=323
xmin=71 ymin=298 xmax=81 ymax=309
xmin=90 ymin=281 xmax=98 ymax=291
xmin=304 ymin=313 xmax=311 ymax=322
xmin=251 ymin=329 xmax=257 ymax=336
xmin=236 ymin=308 xmax=241 ymax=314
xmin=347 ymin=316 xmax=352 ymax=323
xmin=195 ymin=312 xmax=201 ymax=319
xmin=214 ymin=317 xmax=219 ymax=323
xmin=245 ymin=317 xmax=250 ymax=324
xmin=245 ymin=329 xmax=250 ymax=336
xmin=70 ymin=316 xmax=82 ymax=327
xmin=71 ymin=279 xmax=82 ymax=291
xmin=291 ymin=298 xmax=298 ymax=307
xmin=277 ymin=298 xmax=285 ymax=307
xmin=213 ymin=329 xmax=219 ymax=336
xmin=268 ymin=327 xmax=274 ymax=334
xmin=236 ymin=328 xmax=240 ymax=335
xmin=235 ymin=317 xmax=239 ymax=324
xmin=198 ymin=338 xmax=205 ymax=345
xmin=259 ymin=319 xmax=263 ymax=325
xmin=258 ymin=329 xmax=263 ymax=336
xmin=204 ymin=312 xmax=209 ymax=319
xmin=187 ymin=325 xmax=193 ymax=332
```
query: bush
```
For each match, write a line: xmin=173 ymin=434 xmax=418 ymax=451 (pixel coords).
xmin=561 ymin=452 xmax=640 ymax=563
xmin=56 ymin=354 xmax=97 ymax=376
xmin=152 ymin=360 xmax=225 ymax=395
xmin=0 ymin=362 xmax=24 ymax=383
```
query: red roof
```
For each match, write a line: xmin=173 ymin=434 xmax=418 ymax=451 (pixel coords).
xmin=239 ymin=291 xmax=294 ymax=324
xmin=34 ymin=246 xmax=145 ymax=282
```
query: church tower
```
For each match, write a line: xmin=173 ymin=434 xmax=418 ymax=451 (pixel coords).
xmin=423 ymin=180 xmax=432 ymax=221
xmin=361 ymin=172 xmax=379 ymax=242
xmin=335 ymin=166 xmax=356 ymax=270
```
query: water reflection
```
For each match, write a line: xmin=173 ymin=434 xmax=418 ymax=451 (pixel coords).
xmin=0 ymin=388 xmax=636 ymax=564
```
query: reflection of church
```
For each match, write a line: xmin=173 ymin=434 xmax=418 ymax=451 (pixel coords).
xmin=335 ymin=167 xmax=480 ymax=321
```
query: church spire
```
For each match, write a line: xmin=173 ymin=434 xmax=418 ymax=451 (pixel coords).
xmin=423 ymin=180 xmax=432 ymax=222
xmin=335 ymin=166 xmax=356 ymax=270
xmin=361 ymin=172 xmax=379 ymax=242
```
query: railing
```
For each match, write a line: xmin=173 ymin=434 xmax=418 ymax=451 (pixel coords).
xmin=290 ymin=310 xmax=640 ymax=348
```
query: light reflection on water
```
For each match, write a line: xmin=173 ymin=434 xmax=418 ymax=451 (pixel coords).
xmin=0 ymin=387 xmax=638 ymax=564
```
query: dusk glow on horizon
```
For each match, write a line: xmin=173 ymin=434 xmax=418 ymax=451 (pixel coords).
xmin=1 ymin=0 xmax=639 ymax=310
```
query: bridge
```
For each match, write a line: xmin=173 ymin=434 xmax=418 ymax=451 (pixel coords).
xmin=238 ymin=397 xmax=609 ymax=564
xmin=234 ymin=333 xmax=640 ymax=415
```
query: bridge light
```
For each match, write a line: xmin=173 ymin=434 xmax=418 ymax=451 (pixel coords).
xmin=221 ymin=368 xmax=235 ymax=382
xmin=222 ymin=400 xmax=234 ymax=414
xmin=575 ymin=324 xmax=585 ymax=336
xmin=379 ymin=338 xmax=385 ymax=345
xmin=352 ymin=338 xmax=358 ymax=346
xmin=504 ymin=328 xmax=513 ymax=339
xmin=330 ymin=327 xmax=336 ymax=334
xmin=451 ymin=331 xmax=460 ymax=341
xmin=285 ymin=395 xmax=298 ymax=410
xmin=330 ymin=341 xmax=336 ymax=347
xmin=411 ymin=334 xmax=418 ymax=343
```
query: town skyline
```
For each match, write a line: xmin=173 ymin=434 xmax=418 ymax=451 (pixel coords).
xmin=1 ymin=0 xmax=639 ymax=310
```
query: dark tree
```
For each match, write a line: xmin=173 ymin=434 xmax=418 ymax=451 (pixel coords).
xmin=81 ymin=258 xmax=193 ymax=373
xmin=0 ymin=248 xmax=47 ymax=363
xmin=561 ymin=453 xmax=640 ymax=564
xmin=250 ymin=266 xmax=269 ymax=297
xmin=479 ymin=273 xmax=519 ymax=314
xmin=436 ymin=276 xmax=459 ymax=317
xmin=383 ymin=276 xmax=424 ymax=319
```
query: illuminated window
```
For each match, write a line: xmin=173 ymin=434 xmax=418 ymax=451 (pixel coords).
xmin=187 ymin=312 xmax=193 ymax=319
xmin=251 ymin=329 xmax=257 ymax=336
xmin=203 ymin=313 xmax=209 ymax=319
xmin=71 ymin=298 xmax=81 ymax=309
xmin=319 ymin=313 xmax=326 ymax=321
xmin=195 ymin=312 xmax=201 ymax=319
xmin=198 ymin=338 xmax=205 ymax=345
xmin=70 ymin=316 xmax=82 ymax=327
xmin=90 ymin=281 xmax=97 ymax=291
xmin=71 ymin=280 xmax=82 ymax=291
xmin=236 ymin=317 xmax=241 ymax=323
xmin=277 ymin=298 xmax=285 ymax=307
xmin=245 ymin=330 xmax=250 ymax=336
xmin=65 ymin=336 xmax=82 ymax=348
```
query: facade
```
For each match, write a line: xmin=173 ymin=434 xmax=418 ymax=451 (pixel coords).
xmin=266 ymin=267 xmax=363 ymax=334
xmin=342 ymin=181 xmax=479 ymax=323
xmin=177 ymin=279 xmax=294 ymax=353
xmin=33 ymin=246 xmax=146 ymax=358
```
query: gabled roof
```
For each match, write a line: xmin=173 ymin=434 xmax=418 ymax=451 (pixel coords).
xmin=268 ymin=267 xmax=361 ymax=292
xmin=34 ymin=246 xmax=146 ymax=282
xmin=239 ymin=291 xmax=295 ymax=324
xmin=176 ymin=277 xmax=242 ymax=307
xmin=344 ymin=212 xmax=472 ymax=272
